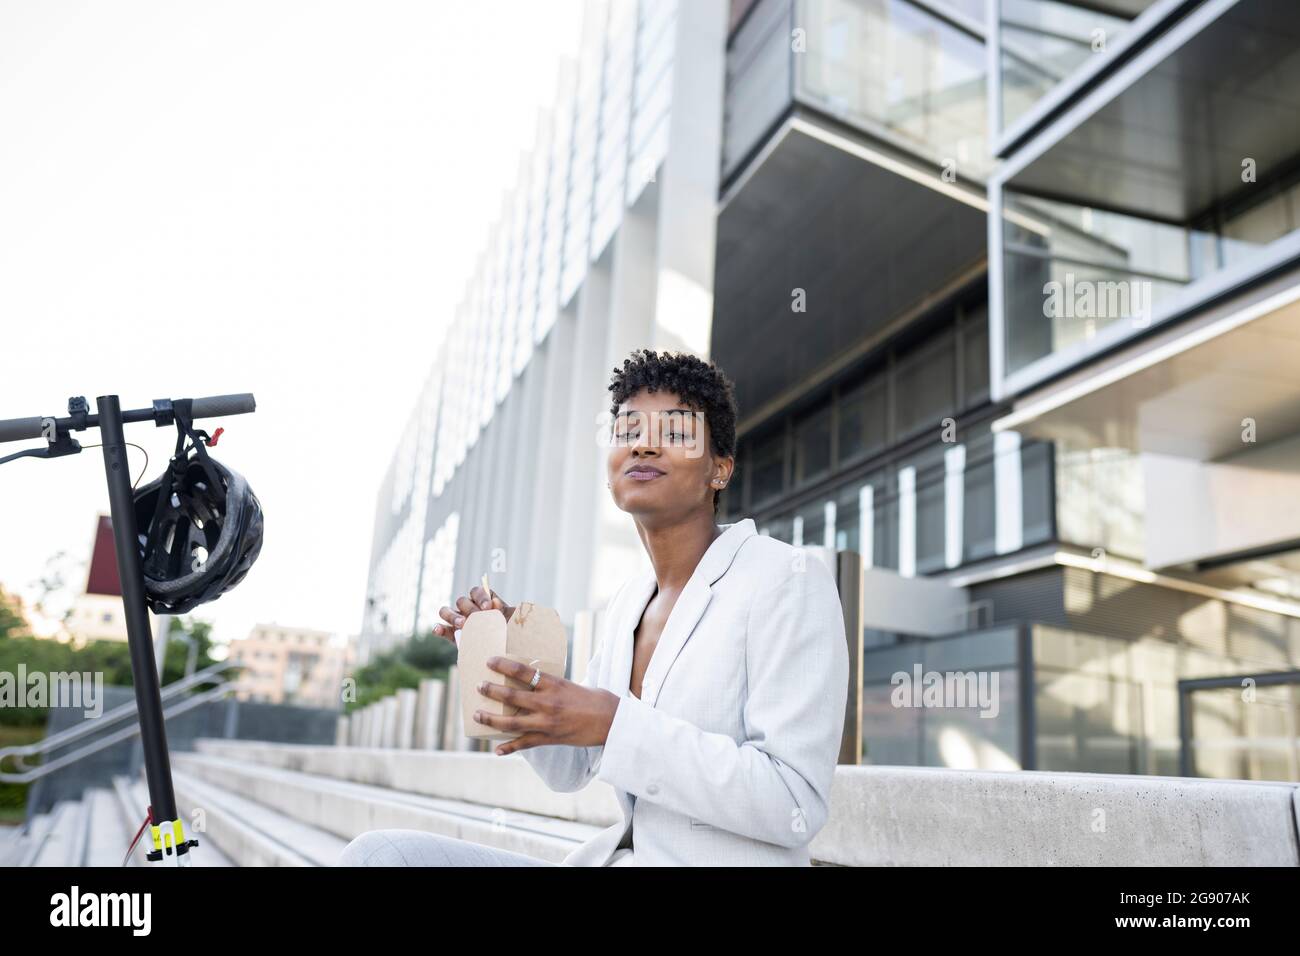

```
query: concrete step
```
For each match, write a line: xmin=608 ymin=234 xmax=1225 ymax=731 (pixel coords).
xmin=172 ymin=768 xmax=346 ymax=866
xmin=83 ymin=787 xmax=132 ymax=867
xmin=29 ymin=800 xmax=85 ymax=867
xmin=193 ymin=738 xmax=622 ymax=829
xmin=4 ymin=815 xmax=48 ymax=867
xmin=174 ymin=750 xmax=603 ymax=864
xmin=13 ymin=811 xmax=50 ymax=866
xmin=111 ymin=774 xmax=235 ymax=867
xmin=110 ymin=775 xmax=150 ymax=867
xmin=0 ymin=823 xmax=30 ymax=867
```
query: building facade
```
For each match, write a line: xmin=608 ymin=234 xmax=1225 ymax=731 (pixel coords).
xmin=365 ymin=0 xmax=1300 ymax=780
xmin=984 ymin=0 xmax=1300 ymax=780
xmin=716 ymin=0 xmax=1299 ymax=780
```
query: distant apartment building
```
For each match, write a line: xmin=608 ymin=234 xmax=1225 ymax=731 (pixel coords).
xmin=365 ymin=0 xmax=1300 ymax=780
xmin=227 ymin=624 xmax=354 ymax=710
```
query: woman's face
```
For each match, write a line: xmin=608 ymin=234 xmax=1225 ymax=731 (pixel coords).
xmin=607 ymin=388 xmax=732 ymax=522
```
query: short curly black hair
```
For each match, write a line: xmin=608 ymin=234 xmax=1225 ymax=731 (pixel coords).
xmin=608 ymin=349 xmax=739 ymax=514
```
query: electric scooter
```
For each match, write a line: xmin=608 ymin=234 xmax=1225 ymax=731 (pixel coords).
xmin=0 ymin=393 xmax=256 ymax=865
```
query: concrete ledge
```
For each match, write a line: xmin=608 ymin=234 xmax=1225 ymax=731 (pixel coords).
xmin=190 ymin=739 xmax=1300 ymax=866
xmin=810 ymin=765 xmax=1300 ymax=866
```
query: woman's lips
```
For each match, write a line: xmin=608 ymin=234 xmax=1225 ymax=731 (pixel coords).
xmin=625 ymin=468 xmax=665 ymax=481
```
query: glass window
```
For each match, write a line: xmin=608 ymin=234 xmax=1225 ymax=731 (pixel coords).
xmin=861 ymin=680 xmax=923 ymax=765
xmin=796 ymin=497 xmax=830 ymax=549
xmin=1220 ymin=186 xmax=1299 ymax=269
xmin=963 ymin=433 xmax=997 ymax=562
xmin=837 ymin=375 xmax=887 ymax=464
xmin=994 ymin=161 xmax=1300 ymax=378
xmin=761 ymin=512 xmax=795 ymax=544
xmin=961 ymin=303 xmax=990 ymax=408
xmin=911 ymin=451 xmax=947 ymax=575
xmin=1000 ymin=0 xmax=1139 ymax=132
xmin=749 ymin=430 xmax=786 ymax=508
xmin=723 ymin=0 xmax=795 ymax=179
xmin=895 ymin=333 xmax=956 ymax=439
xmin=795 ymin=405 xmax=832 ymax=484
xmin=798 ymin=0 xmax=989 ymax=177
xmin=920 ymin=666 xmax=1021 ymax=769
xmin=1022 ymin=439 xmax=1053 ymax=546
xmin=834 ymin=480 xmax=867 ymax=553
xmin=872 ymin=468 xmax=899 ymax=571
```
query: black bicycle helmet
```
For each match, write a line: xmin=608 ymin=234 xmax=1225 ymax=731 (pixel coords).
xmin=132 ymin=402 xmax=263 ymax=615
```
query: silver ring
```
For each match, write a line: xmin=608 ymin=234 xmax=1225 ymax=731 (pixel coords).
xmin=528 ymin=668 xmax=542 ymax=690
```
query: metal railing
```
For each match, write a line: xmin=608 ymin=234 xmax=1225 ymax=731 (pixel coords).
xmin=0 ymin=661 xmax=236 ymax=784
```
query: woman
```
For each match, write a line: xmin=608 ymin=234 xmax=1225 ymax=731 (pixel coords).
xmin=338 ymin=349 xmax=849 ymax=867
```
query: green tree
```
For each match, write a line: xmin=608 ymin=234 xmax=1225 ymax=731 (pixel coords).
xmin=160 ymin=617 xmax=228 ymax=686
xmin=344 ymin=630 xmax=457 ymax=713
xmin=402 ymin=631 xmax=458 ymax=672
xmin=0 ymin=586 xmax=29 ymax=640
xmin=0 ymin=636 xmax=134 ymax=727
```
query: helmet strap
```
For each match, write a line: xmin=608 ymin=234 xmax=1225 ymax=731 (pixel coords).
xmin=140 ymin=401 xmax=228 ymax=576
xmin=171 ymin=399 xmax=226 ymax=495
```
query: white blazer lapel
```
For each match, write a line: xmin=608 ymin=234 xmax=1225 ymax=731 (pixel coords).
xmin=612 ymin=570 xmax=657 ymax=696
xmin=637 ymin=519 xmax=757 ymax=707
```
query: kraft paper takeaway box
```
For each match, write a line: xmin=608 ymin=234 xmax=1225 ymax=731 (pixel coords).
xmin=458 ymin=602 xmax=568 ymax=740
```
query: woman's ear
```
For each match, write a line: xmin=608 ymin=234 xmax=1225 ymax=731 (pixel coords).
xmin=713 ymin=457 xmax=735 ymax=489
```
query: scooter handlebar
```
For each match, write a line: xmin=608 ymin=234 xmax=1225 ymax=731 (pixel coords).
xmin=0 ymin=392 xmax=256 ymax=445
xmin=188 ymin=393 xmax=257 ymax=419
xmin=0 ymin=417 xmax=47 ymax=443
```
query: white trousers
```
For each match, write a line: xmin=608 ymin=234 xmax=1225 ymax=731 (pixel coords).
xmin=337 ymin=829 xmax=557 ymax=867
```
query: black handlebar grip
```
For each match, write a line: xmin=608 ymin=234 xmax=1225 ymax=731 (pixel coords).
xmin=188 ymin=393 xmax=257 ymax=419
xmin=0 ymin=416 xmax=49 ymax=444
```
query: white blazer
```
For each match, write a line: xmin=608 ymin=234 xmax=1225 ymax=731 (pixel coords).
xmin=519 ymin=517 xmax=850 ymax=866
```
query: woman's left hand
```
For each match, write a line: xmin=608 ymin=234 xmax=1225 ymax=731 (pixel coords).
xmin=475 ymin=657 xmax=621 ymax=755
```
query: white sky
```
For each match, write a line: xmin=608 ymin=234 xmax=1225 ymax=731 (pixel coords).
xmin=0 ymin=0 xmax=584 ymax=648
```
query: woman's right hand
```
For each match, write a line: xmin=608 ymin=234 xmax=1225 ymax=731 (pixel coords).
xmin=432 ymin=585 xmax=515 ymax=644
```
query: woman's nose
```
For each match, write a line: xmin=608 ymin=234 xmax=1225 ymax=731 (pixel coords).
xmin=629 ymin=429 xmax=655 ymax=451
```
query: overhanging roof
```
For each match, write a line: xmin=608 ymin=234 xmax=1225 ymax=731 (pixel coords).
xmin=714 ymin=115 xmax=988 ymax=423
xmin=1005 ymin=0 xmax=1300 ymax=224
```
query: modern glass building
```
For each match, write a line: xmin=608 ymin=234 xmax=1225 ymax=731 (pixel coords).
xmin=365 ymin=0 xmax=1300 ymax=780
xmin=985 ymin=0 xmax=1300 ymax=781
xmin=714 ymin=0 xmax=1299 ymax=780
